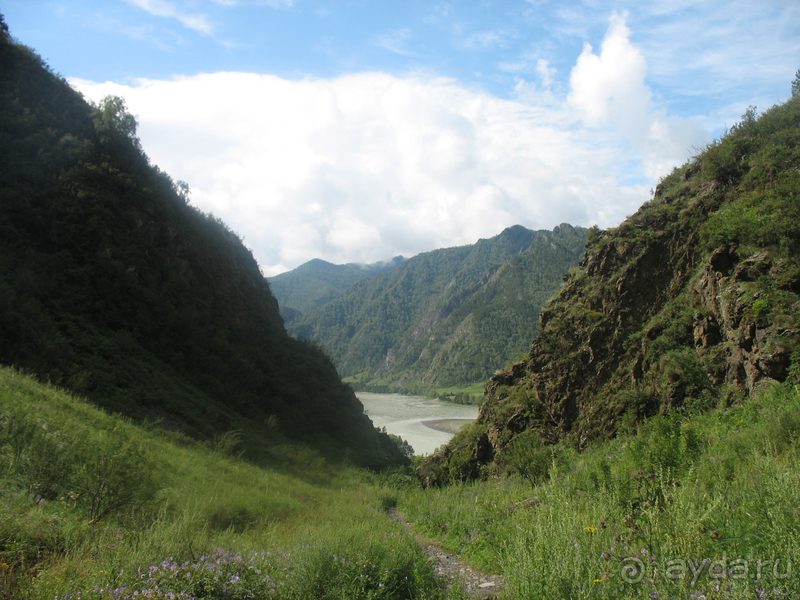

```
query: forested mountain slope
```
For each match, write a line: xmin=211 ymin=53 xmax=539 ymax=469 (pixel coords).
xmin=421 ymin=98 xmax=800 ymax=484
xmin=269 ymin=255 xmax=406 ymax=319
xmin=290 ymin=224 xmax=587 ymax=391
xmin=0 ymin=17 xmax=403 ymax=468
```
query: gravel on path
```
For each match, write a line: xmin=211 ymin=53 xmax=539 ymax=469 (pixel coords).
xmin=391 ymin=508 xmax=504 ymax=599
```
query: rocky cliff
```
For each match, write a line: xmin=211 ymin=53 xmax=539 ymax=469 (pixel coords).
xmin=420 ymin=97 xmax=800 ymax=484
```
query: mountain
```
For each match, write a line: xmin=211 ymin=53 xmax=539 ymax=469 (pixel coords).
xmin=0 ymin=17 xmax=404 ymax=468
xmin=419 ymin=98 xmax=800 ymax=484
xmin=289 ymin=224 xmax=587 ymax=391
xmin=269 ymin=255 xmax=406 ymax=319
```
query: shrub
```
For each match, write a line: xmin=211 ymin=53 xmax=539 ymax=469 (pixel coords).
xmin=503 ymin=430 xmax=551 ymax=486
xmin=73 ymin=437 xmax=157 ymax=524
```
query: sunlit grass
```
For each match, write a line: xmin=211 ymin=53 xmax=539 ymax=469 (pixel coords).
xmin=6 ymin=364 xmax=800 ymax=599
xmin=0 ymin=367 xmax=450 ymax=599
xmin=401 ymin=383 xmax=800 ymax=599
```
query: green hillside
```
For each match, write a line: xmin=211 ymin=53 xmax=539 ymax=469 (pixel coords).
xmin=0 ymin=16 xmax=402 ymax=468
xmin=290 ymin=224 xmax=587 ymax=393
xmin=421 ymin=93 xmax=800 ymax=483
xmin=397 ymin=89 xmax=800 ymax=600
xmin=0 ymin=367 xmax=440 ymax=599
xmin=404 ymin=377 xmax=800 ymax=599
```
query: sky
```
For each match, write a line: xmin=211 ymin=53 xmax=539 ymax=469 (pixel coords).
xmin=5 ymin=1 xmax=799 ymax=276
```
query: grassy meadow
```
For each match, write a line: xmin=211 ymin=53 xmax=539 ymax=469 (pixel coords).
xmin=0 ymin=367 xmax=447 ymax=599
xmin=4 ymin=363 xmax=800 ymax=599
xmin=401 ymin=381 xmax=800 ymax=599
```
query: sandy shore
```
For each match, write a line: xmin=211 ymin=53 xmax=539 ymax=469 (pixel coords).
xmin=421 ymin=418 xmax=474 ymax=434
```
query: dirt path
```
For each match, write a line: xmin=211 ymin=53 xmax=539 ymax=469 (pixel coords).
xmin=391 ymin=509 xmax=504 ymax=599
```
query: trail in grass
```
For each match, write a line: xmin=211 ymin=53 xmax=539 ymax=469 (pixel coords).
xmin=391 ymin=508 xmax=504 ymax=599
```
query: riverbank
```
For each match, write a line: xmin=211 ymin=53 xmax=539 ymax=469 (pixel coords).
xmin=422 ymin=418 xmax=474 ymax=434
xmin=357 ymin=392 xmax=479 ymax=455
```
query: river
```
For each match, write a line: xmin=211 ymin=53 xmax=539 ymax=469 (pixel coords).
xmin=357 ymin=392 xmax=479 ymax=456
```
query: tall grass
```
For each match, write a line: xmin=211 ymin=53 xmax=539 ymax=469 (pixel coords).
xmin=401 ymin=383 xmax=800 ymax=599
xmin=0 ymin=367 xmax=450 ymax=599
xmin=6 ymin=365 xmax=800 ymax=599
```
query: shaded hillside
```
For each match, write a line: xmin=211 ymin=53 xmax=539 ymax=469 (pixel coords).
xmin=290 ymin=224 xmax=587 ymax=390
xmin=0 ymin=18 xmax=403 ymax=468
xmin=420 ymin=97 xmax=800 ymax=483
xmin=270 ymin=255 xmax=406 ymax=319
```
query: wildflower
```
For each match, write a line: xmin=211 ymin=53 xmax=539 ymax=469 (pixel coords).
xmin=585 ymin=526 xmax=597 ymax=533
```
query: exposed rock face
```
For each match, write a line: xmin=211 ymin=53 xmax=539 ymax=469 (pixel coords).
xmin=419 ymin=97 xmax=800 ymax=485
xmin=691 ymin=249 xmax=795 ymax=395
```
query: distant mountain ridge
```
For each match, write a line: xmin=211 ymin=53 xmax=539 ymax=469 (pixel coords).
xmin=270 ymin=255 xmax=406 ymax=318
xmin=286 ymin=224 xmax=587 ymax=392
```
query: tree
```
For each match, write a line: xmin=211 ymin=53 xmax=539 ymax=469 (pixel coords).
xmin=0 ymin=13 xmax=9 ymax=41
xmin=504 ymin=430 xmax=552 ymax=486
xmin=92 ymin=95 xmax=142 ymax=150
xmin=176 ymin=180 xmax=191 ymax=203
xmin=386 ymin=431 xmax=414 ymax=458
xmin=793 ymin=69 xmax=800 ymax=98
xmin=740 ymin=105 xmax=757 ymax=126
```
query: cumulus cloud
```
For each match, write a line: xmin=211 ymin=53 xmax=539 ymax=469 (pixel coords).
xmin=569 ymin=12 xmax=649 ymax=130
xmin=568 ymin=12 xmax=707 ymax=178
xmin=71 ymin=13 xmax=706 ymax=276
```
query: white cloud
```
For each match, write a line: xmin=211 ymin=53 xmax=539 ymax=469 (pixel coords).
xmin=568 ymin=12 xmax=649 ymax=131
xmin=459 ymin=29 xmax=511 ymax=50
xmin=70 ymin=13 xmax=708 ymax=276
xmin=568 ymin=11 xmax=707 ymax=178
xmin=373 ymin=28 xmax=417 ymax=56
xmin=536 ymin=59 xmax=555 ymax=88
xmin=125 ymin=0 xmax=213 ymax=35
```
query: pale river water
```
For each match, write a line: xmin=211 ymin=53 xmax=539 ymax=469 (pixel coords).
xmin=357 ymin=392 xmax=480 ymax=456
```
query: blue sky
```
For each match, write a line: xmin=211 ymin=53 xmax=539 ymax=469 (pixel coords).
xmin=4 ymin=1 xmax=799 ymax=274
